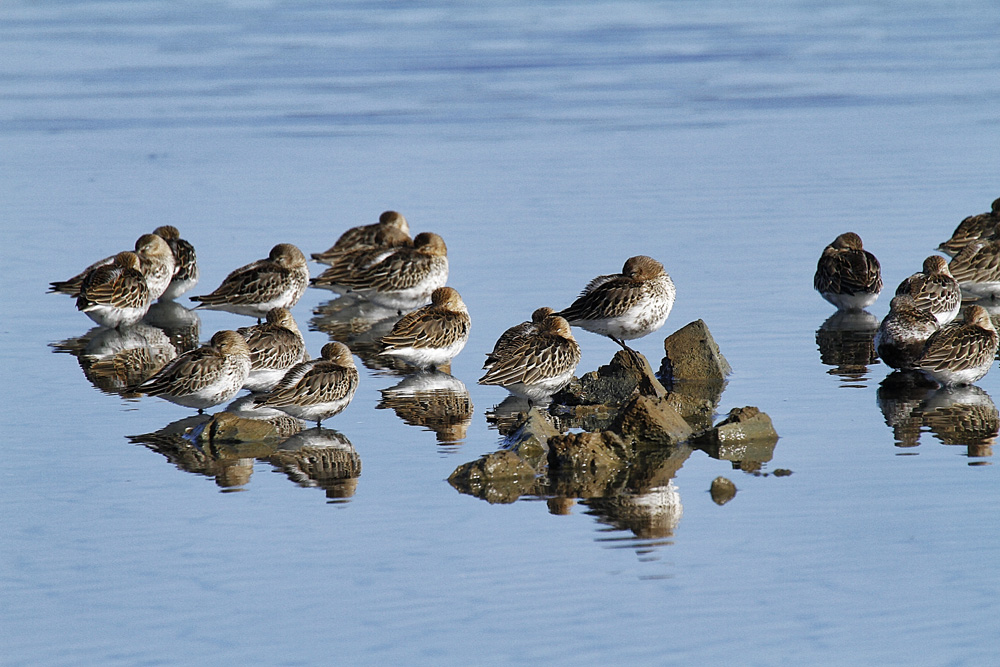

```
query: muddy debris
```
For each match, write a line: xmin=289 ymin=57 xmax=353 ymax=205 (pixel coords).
xmin=501 ymin=407 xmax=561 ymax=464
xmin=548 ymin=431 xmax=631 ymax=472
xmin=710 ymin=476 xmax=737 ymax=505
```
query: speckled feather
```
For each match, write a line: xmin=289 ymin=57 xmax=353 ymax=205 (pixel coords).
xmin=937 ymin=197 xmax=1000 ymax=257
xmin=190 ymin=243 xmax=309 ymax=316
xmin=813 ymin=232 xmax=882 ymax=305
xmin=253 ymin=342 xmax=359 ymax=422
xmin=380 ymin=287 xmax=470 ymax=352
xmin=479 ymin=315 xmax=581 ymax=389
xmin=917 ymin=306 xmax=998 ymax=385
xmin=237 ymin=307 xmax=307 ymax=373
xmin=311 ymin=211 xmax=412 ymax=264
xmin=153 ymin=225 xmax=199 ymax=298
xmin=134 ymin=330 xmax=252 ymax=408
xmin=893 ymin=256 xmax=961 ymax=325
xmin=75 ymin=251 xmax=152 ymax=328
xmin=484 ymin=307 xmax=554 ymax=368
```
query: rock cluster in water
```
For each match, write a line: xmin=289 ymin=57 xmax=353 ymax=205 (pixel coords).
xmin=448 ymin=319 xmax=780 ymax=505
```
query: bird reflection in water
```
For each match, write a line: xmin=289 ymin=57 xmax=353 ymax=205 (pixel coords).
xmin=815 ymin=310 xmax=880 ymax=387
xmin=128 ymin=414 xmax=280 ymax=491
xmin=878 ymin=372 xmax=997 ymax=461
xmin=376 ymin=371 xmax=473 ymax=449
xmin=266 ymin=428 xmax=361 ymax=501
xmin=51 ymin=322 xmax=179 ymax=397
xmin=310 ymin=295 xmax=412 ymax=374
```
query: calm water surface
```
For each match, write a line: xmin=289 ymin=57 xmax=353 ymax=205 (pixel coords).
xmin=3 ymin=1 xmax=1000 ymax=664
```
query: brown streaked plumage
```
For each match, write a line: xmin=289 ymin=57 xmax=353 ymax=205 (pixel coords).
xmin=557 ymin=255 xmax=675 ymax=349
xmin=947 ymin=239 xmax=1000 ymax=300
xmin=311 ymin=210 xmax=412 ymax=265
xmin=813 ymin=232 xmax=882 ymax=311
xmin=153 ymin=225 xmax=199 ymax=300
xmin=938 ymin=197 xmax=1000 ymax=257
xmin=190 ymin=243 xmax=309 ymax=319
xmin=311 ymin=232 xmax=449 ymax=311
xmin=75 ymin=251 xmax=152 ymax=329
xmin=894 ymin=256 xmax=961 ymax=325
xmin=874 ymin=295 xmax=940 ymax=370
xmin=478 ymin=314 xmax=581 ymax=403
xmin=253 ymin=342 xmax=359 ymax=426
xmin=484 ymin=307 xmax=554 ymax=369
xmin=916 ymin=305 xmax=998 ymax=387
xmin=50 ymin=233 xmax=175 ymax=301
xmin=379 ymin=286 xmax=470 ymax=369
xmin=236 ymin=307 xmax=308 ymax=393
xmin=133 ymin=330 xmax=252 ymax=411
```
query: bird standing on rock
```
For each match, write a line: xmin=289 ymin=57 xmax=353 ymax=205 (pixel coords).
xmin=557 ymin=255 xmax=675 ymax=349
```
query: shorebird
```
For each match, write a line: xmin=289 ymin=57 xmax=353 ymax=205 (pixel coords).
xmin=50 ymin=233 xmax=176 ymax=301
xmin=874 ymin=295 xmax=940 ymax=370
xmin=916 ymin=305 xmax=998 ymax=387
xmin=153 ymin=225 xmax=199 ymax=300
xmin=190 ymin=243 xmax=309 ymax=319
xmin=484 ymin=307 xmax=554 ymax=369
xmin=894 ymin=256 xmax=961 ymax=325
xmin=947 ymin=239 xmax=1000 ymax=300
xmin=75 ymin=251 xmax=152 ymax=329
xmin=557 ymin=255 xmax=675 ymax=349
xmin=938 ymin=197 xmax=1000 ymax=258
xmin=378 ymin=286 xmax=470 ymax=369
xmin=132 ymin=330 xmax=252 ymax=411
xmin=814 ymin=232 xmax=882 ymax=311
xmin=253 ymin=342 xmax=359 ymax=426
xmin=236 ymin=307 xmax=308 ymax=393
xmin=311 ymin=232 xmax=449 ymax=311
xmin=311 ymin=210 xmax=412 ymax=265
xmin=478 ymin=314 xmax=581 ymax=403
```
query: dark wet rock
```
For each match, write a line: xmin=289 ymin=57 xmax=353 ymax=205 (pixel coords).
xmin=448 ymin=450 xmax=540 ymax=504
xmin=197 ymin=411 xmax=302 ymax=444
xmin=550 ymin=402 xmax=617 ymax=433
xmin=773 ymin=469 xmax=793 ymax=477
xmin=611 ymin=394 xmax=694 ymax=446
xmin=548 ymin=431 xmax=630 ymax=472
xmin=660 ymin=319 xmax=732 ymax=384
xmin=501 ymin=407 xmax=561 ymax=464
xmin=710 ymin=476 xmax=737 ymax=505
xmin=697 ymin=406 xmax=779 ymax=464
xmin=553 ymin=349 xmax=665 ymax=406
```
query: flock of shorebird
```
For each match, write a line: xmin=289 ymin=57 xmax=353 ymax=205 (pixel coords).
xmin=49 ymin=212 xmax=677 ymax=426
xmin=814 ymin=197 xmax=1000 ymax=387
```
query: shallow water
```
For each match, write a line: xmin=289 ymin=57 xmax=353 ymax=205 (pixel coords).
xmin=4 ymin=1 xmax=1000 ymax=663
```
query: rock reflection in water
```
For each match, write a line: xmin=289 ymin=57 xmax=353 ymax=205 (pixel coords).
xmin=816 ymin=310 xmax=879 ymax=386
xmin=51 ymin=323 xmax=178 ymax=397
xmin=266 ymin=429 xmax=361 ymax=501
xmin=310 ymin=295 xmax=412 ymax=373
xmin=878 ymin=373 xmax=997 ymax=458
xmin=376 ymin=371 xmax=473 ymax=446
xmin=128 ymin=414 xmax=279 ymax=491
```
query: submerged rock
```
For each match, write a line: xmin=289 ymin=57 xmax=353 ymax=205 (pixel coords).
xmin=660 ymin=319 xmax=732 ymax=384
xmin=710 ymin=476 xmax=737 ymax=505
xmin=698 ymin=406 xmax=779 ymax=464
xmin=448 ymin=450 xmax=540 ymax=504
xmin=196 ymin=410 xmax=302 ymax=444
